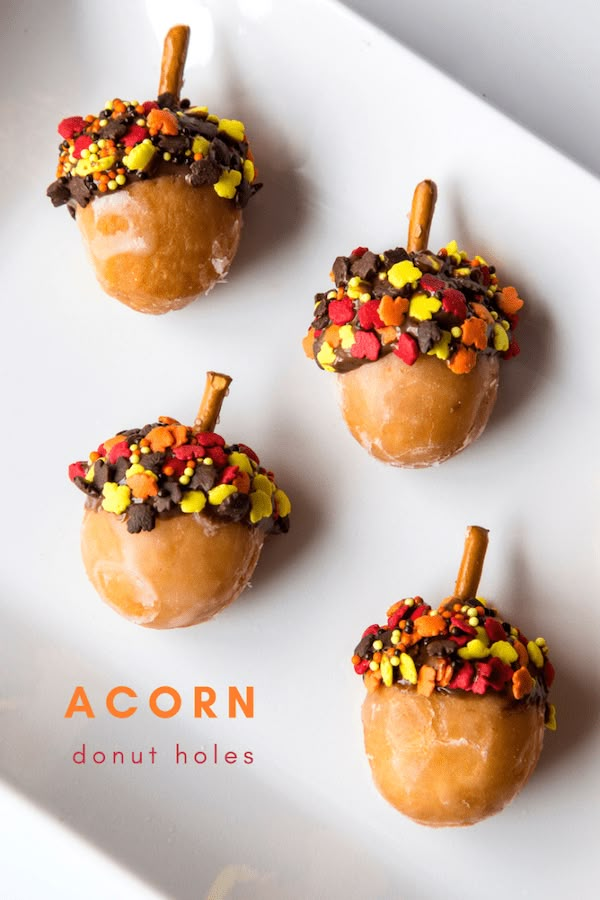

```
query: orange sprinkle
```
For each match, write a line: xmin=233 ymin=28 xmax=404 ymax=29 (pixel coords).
xmin=448 ymin=345 xmax=477 ymax=374
xmin=127 ymin=473 xmax=159 ymax=500
xmin=378 ymin=294 xmax=408 ymax=327
xmin=512 ymin=666 xmax=533 ymax=700
xmin=302 ymin=329 xmax=316 ymax=359
xmin=351 ymin=654 xmax=360 ymax=666
xmin=162 ymin=465 xmax=175 ymax=477
xmin=497 ymin=286 xmax=524 ymax=315
xmin=98 ymin=183 xmax=108 ymax=192
xmin=323 ymin=324 xmax=341 ymax=348
xmin=145 ymin=426 xmax=176 ymax=453
xmin=372 ymin=652 xmax=382 ymax=663
xmin=513 ymin=640 xmax=529 ymax=668
xmin=103 ymin=435 xmax=126 ymax=452
xmin=147 ymin=107 xmax=179 ymax=136
xmin=170 ymin=425 xmax=188 ymax=448
xmin=417 ymin=665 xmax=436 ymax=697
xmin=234 ymin=471 xmax=251 ymax=494
xmin=378 ymin=325 xmax=397 ymax=345
xmin=471 ymin=302 xmax=494 ymax=324
xmin=89 ymin=451 xmax=100 ymax=463
xmin=461 ymin=316 xmax=488 ymax=350
xmin=414 ymin=614 xmax=447 ymax=638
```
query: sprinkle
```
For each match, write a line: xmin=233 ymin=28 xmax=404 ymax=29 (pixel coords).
xmin=409 ymin=293 xmax=442 ymax=321
xmin=351 ymin=331 xmax=380 ymax=361
xmin=426 ymin=330 xmax=452 ymax=361
xmin=218 ymin=118 xmax=245 ymax=141
xmin=489 ymin=640 xmax=518 ymax=665
xmin=214 ymin=169 xmax=242 ymax=199
xmin=378 ymin=294 xmax=408 ymax=327
xmin=527 ymin=640 xmax=545 ymax=668
xmin=458 ymin=639 xmax=491 ymax=660
xmin=180 ymin=491 xmax=207 ymax=513
xmin=493 ymin=323 xmax=510 ymax=352
xmin=399 ymin=653 xmax=417 ymax=685
xmin=101 ymin=483 xmax=131 ymax=514
xmin=387 ymin=260 xmax=422 ymax=289
xmin=249 ymin=490 xmax=273 ymax=523
xmin=394 ymin=332 xmax=419 ymax=366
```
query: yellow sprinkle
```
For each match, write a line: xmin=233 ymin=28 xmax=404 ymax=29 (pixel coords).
xmin=84 ymin=463 xmax=95 ymax=483
xmin=387 ymin=260 xmax=422 ymax=289
xmin=359 ymin=292 xmax=371 ymax=303
xmin=369 ymin=661 xmax=379 ymax=672
xmin=493 ymin=323 xmax=510 ymax=351
xmin=214 ymin=169 xmax=242 ymax=199
xmin=451 ymin=326 xmax=462 ymax=338
xmin=475 ymin=626 xmax=490 ymax=646
xmin=390 ymin=631 xmax=401 ymax=645
xmin=399 ymin=653 xmax=417 ymax=685
xmin=179 ymin=475 xmax=191 ymax=485
xmin=253 ymin=473 xmax=274 ymax=496
xmin=192 ymin=135 xmax=210 ymax=156
xmin=107 ymin=180 xmax=118 ymax=191
xmin=546 ymin=704 xmax=557 ymax=731
xmin=140 ymin=446 xmax=150 ymax=454
xmin=427 ymin=330 xmax=452 ymax=360
xmin=125 ymin=463 xmax=145 ymax=477
xmin=74 ymin=154 xmax=116 ymax=177
xmin=339 ymin=324 xmax=355 ymax=350
xmin=218 ymin=118 xmax=245 ymax=141
xmin=458 ymin=639 xmax=491 ymax=660
xmin=490 ymin=640 xmax=519 ymax=665
xmin=162 ymin=152 xmax=172 ymax=161
xmin=243 ymin=159 xmax=255 ymax=183
xmin=468 ymin=616 xmax=479 ymax=627
xmin=180 ymin=491 xmax=207 ymax=514
xmin=101 ymin=483 xmax=131 ymax=515
xmin=208 ymin=484 xmax=237 ymax=505
xmin=183 ymin=467 xmax=194 ymax=478
xmin=317 ymin=341 xmax=336 ymax=369
xmin=116 ymin=174 xmax=126 ymax=186
xmin=527 ymin=640 xmax=544 ymax=668
xmin=372 ymin=640 xmax=383 ymax=651
xmin=122 ymin=142 xmax=156 ymax=172
xmin=203 ymin=458 xmax=214 ymax=466
xmin=187 ymin=106 xmax=208 ymax=116
xmin=380 ymin=655 xmax=393 ymax=687
xmin=274 ymin=488 xmax=291 ymax=518
xmin=228 ymin=451 xmax=254 ymax=475
xmin=249 ymin=490 xmax=272 ymax=523
xmin=474 ymin=255 xmax=488 ymax=266
xmin=390 ymin=656 xmax=400 ymax=666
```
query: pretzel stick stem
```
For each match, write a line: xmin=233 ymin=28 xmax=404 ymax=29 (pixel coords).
xmin=158 ymin=25 xmax=190 ymax=100
xmin=407 ymin=179 xmax=437 ymax=253
xmin=453 ymin=525 xmax=489 ymax=602
xmin=193 ymin=372 xmax=232 ymax=434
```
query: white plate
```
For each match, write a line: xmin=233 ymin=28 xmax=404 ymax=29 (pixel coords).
xmin=1 ymin=0 xmax=598 ymax=897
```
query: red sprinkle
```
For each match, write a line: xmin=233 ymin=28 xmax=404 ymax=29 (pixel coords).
xmin=73 ymin=134 xmax=93 ymax=159
xmin=420 ymin=274 xmax=444 ymax=294
xmin=68 ymin=462 xmax=86 ymax=481
xmin=58 ymin=116 xmax=86 ymax=139
xmin=503 ymin=339 xmax=520 ymax=360
xmin=358 ymin=299 xmax=384 ymax=331
xmin=450 ymin=617 xmax=477 ymax=637
xmin=220 ymin=465 xmax=239 ymax=484
xmin=448 ymin=662 xmax=475 ymax=691
xmin=394 ymin=333 xmax=418 ymax=365
xmin=207 ymin=446 xmax=228 ymax=467
xmin=194 ymin=432 xmax=226 ymax=448
xmin=351 ymin=331 xmax=380 ymax=361
xmin=362 ymin=624 xmax=379 ymax=638
xmin=172 ymin=444 xmax=206 ymax=460
xmin=441 ymin=289 xmax=467 ymax=320
xmin=123 ymin=125 xmax=149 ymax=147
xmin=351 ymin=246 xmax=368 ymax=257
xmin=484 ymin=618 xmax=506 ymax=643
xmin=107 ymin=440 xmax=132 ymax=464
xmin=354 ymin=659 xmax=370 ymax=674
xmin=237 ymin=443 xmax=260 ymax=464
xmin=142 ymin=101 xmax=159 ymax=114
xmin=328 ymin=297 xmax=354 ymax=325
xmin=410 ymin=604 xmax=429 ymax=620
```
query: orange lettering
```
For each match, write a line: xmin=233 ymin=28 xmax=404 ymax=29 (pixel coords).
xmin=106 ymin=686 xmax=137 ymax=718
xmin=149 ymin=686 xmax=181 ymax=718
xmin=228 ymin=686 xmax=254 ymax=718
xmin=64 ymin=686 xmax=95 ymax=718
xmin=194 ymin=686 xmax=217 ymax=718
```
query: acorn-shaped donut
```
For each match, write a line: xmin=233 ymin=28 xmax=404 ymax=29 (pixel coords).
xmin=352 ymin=527 xmax=555 ymax=827
xmin=69 ymin=373 xmax=290 ymax=628
xmin=47 ymin=26 xmax=259 ymax=314
xmin=303 ymin=182 xmax=523 ymax=467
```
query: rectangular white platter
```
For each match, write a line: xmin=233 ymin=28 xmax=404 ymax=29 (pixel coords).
xmin=1 ymin=0 xmax=598 ymax=897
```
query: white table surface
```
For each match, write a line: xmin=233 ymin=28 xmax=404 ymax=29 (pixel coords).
xmin=343 ymin=0 xmax=600 ymax=179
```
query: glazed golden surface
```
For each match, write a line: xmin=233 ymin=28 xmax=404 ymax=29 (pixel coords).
xmin=338 ymin=352 xmax=499 ymax=467
xmin=362 ymin=682 xmax=544 ymax=827
xmin=81 ymin=507 xmax=263 ymax=628
xmin=77 ymin=177 xmax=242 ymax=314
